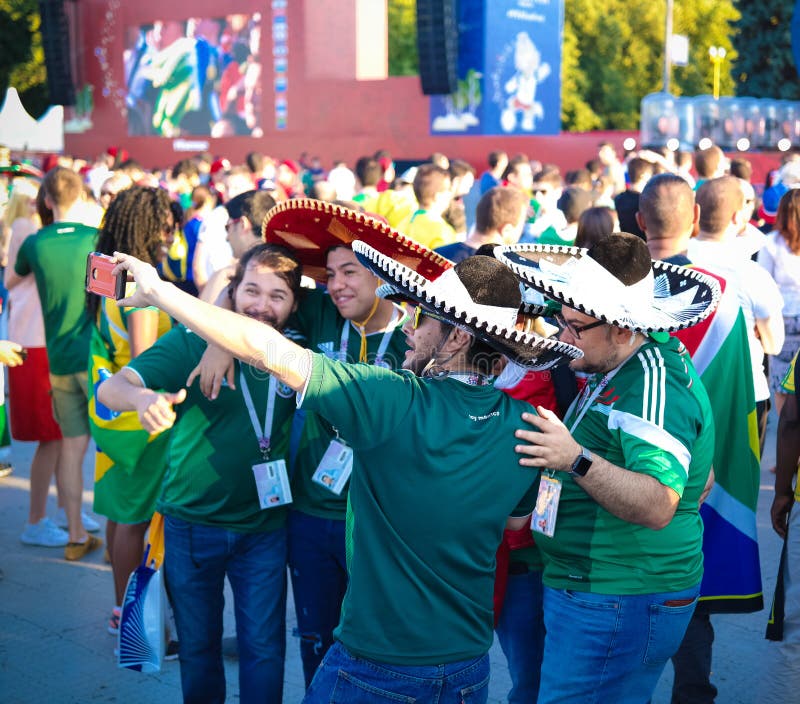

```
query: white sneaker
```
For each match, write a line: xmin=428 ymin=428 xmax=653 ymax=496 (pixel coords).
xmin=20 ymin=517 xmax=69 ymax=547
xmin=55 ymin=507 xmax=101 ymax=533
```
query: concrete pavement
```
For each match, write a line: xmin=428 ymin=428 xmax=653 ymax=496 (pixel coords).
xmin=0 ymin=411 xmax=784 ymax=703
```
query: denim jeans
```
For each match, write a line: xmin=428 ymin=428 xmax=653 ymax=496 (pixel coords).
xmin=538 ymin=584 xmax=699 ymax=704
xmin=287 ymin=510 xmax=348 ymax=687
xmin=303 ymin=642 xmax=490 ymax=703
xmin=495 ymin=569 xmax=545 ymax=703
xmin=163 ymin=515 xmax=287 ymax=704
xmin=670 ymin=603 xmax=717 ymax=703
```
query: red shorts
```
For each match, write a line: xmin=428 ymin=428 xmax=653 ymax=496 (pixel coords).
xmin=8 ymin=346 xmax=63 ymax=442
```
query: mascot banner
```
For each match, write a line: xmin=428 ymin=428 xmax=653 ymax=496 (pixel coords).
xmin=430 ymin=0 xmax=564 ymax=136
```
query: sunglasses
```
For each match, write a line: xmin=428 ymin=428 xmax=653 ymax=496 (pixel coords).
xmin=225 ymin=217 xmax=243 ymax=233
xmin=553 ymin=311 xmax=605 ymax=339
xmin=412 ymin=306 xmax=447 ymax=330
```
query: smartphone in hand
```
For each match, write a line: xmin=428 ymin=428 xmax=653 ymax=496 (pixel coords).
xmin=86 ymin=252 xmax=127 ymax=300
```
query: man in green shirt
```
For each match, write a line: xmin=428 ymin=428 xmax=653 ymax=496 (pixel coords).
xmin=107 ymin=223 xmax=579 ymax=702
xmin=261 ymin=199 xmax=410 ymax=686
xmin=500 ymin=233 xmax=719 ymax=704
xmin=7 ymin=166 xmax=101 ymax=561
xmin=98 ymin=244 xmax=302 ymax=704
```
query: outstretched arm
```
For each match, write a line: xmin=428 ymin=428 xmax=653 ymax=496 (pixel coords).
xmin=112 ymin=252 xmax=312 ymax=391
xmin=515 ymin=407 xmax=680 ymax=530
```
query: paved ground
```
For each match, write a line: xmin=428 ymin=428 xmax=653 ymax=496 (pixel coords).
xmin=0 ymin=411 xmax=784 ymax=703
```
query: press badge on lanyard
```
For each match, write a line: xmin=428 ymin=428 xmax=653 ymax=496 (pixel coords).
xmin=312 ymin=436 xmax=353 ymax=495
xmin=531 ymin=474 xmax=562 ymax=537
xmin=241 ymin=371 xmax=292 ymax=509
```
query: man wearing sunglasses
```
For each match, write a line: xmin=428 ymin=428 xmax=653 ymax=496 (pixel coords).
xmin=105 ymin=211 xmax=580 ymax=703
xmin=499 ymin=232 xmax=718 ymax=704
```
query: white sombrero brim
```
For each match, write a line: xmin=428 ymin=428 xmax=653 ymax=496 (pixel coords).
xmin=353 ymin=241 xmax=582 ymax=370
xmin=495 ymin=243 xmax=721 ymax=333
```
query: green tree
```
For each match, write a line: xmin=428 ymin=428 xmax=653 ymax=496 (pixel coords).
xmin=730 ymin=0 xmax=800 ymax=99
xmin=0 ymin=0 xmax=47 ymax=118
xmin=388 ymin=0 xmax=418 ymax=76
xmin=563 ymin=0 xmax=737 ymax=131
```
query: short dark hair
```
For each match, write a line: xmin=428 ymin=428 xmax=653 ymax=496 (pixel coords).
xmin=413 ymin=163 xmax=450 ymax=205
xmin=171 ymin=158 xmax=199 ymax=180
xmin=245 ymin=151 xmax=265 ymax=174
xmin=42 ymin=166 xmax=83 ymax=209
xmin=587 ymin=232 xmax=651 ymax=285
xmin=696 ymin=176 xmax=744 ymax=234
xmin=227 ymin=243 xmax=303 ymax=302
xmin=475 ymin=186 xmax=527 ymax=234
xmin=225 ymin=190 xmax=277 ymax=231
xmin=488 ymin=151 xmax=507 ymax=169
xmin=575 ymin=206 xmax=615 ymax=249
xmin=627 ymin=158 xmax=653 ymax=185
xmin=730 ymin=157 xmax=752 ymax=182
xmin=355 ymin=157 xmax=382 ymax=187
xmin=638 ymin=173 xmax=694 ymax=237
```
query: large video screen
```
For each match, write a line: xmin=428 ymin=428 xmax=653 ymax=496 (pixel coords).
xmin=124 ymin=14 xmax=262 ymax=137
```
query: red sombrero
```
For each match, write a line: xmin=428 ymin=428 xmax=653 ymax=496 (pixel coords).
xmin=262 ymin=198 xmax=452 ymax=284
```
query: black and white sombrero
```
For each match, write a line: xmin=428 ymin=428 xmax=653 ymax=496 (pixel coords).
xmin=494 ymin=241 xmax=721 ymax=333
xmin=352 ymin=241 xmax=582 ymax=370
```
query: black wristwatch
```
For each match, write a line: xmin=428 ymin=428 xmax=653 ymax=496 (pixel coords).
xmin=569 ymin=447 xmax=593 ymax=477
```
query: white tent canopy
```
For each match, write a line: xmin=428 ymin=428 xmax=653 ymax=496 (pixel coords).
xmin=0 ymin=87 xmax=63 ymax=152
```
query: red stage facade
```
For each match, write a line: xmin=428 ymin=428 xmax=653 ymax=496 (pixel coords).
xmin=63 ymin=0 xmax=782 ymax=183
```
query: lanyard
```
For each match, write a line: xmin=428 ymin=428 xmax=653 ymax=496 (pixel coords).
xmin=239 ymin=369 xmax=278 ymax=459
xmin=338 ymin=306 xmax=403 ymax=365
xmin=564 ymin=344 xmax=642 ymax=434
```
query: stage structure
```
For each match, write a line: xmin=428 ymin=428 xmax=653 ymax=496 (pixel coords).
xmin=430 ymin=0 xmax=563 ymax=136
xmin=54 ymin=0 xmax=623 ymax=169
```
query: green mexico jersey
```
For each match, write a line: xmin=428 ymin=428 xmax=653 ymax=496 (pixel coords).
xmin=286 ymin=288 xmax=408 ymax=519
xmin=15 ymin=222 xmax=97 ymax=374
xmin=301 ymin=354 xmax=539 ymax=665
xmin=126 ymin=325 xmax=295 ymax=532
xmin=535 ymin=336 xmax=715 ymax=594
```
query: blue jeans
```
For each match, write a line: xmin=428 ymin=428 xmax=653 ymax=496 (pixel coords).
xmin=539 ymin=584 xmax=699 ymax=704
xmin=163 ymin=515 xmax=287 ymax=704
xmin=287 ymin=510 xmax=348 ymax=687
xmin=303 ymin=642 xmax=490 ymax=703
xmin=495 ymin=569 xmax=545 ymax=703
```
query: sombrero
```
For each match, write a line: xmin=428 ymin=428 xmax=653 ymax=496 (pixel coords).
xmin=352 ymin=241 xmax=582 ymax=370
xmin=262 ymin=198 xmax=452 ymax=284
xmin=494 ymin=240 xmax=721 ymax=333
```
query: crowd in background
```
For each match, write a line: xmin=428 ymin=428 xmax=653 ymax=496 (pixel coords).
xmin=1 ymin=138 xmax=799 ymax=703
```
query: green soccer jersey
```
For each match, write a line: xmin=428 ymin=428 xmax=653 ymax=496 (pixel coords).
xmin=300 ymin=354 xmax=540 ymax=665
xmin=535 ymin=336 xmax=715 ymax=594
xmin=14 ymin=222 xmax=97 ymax=374
xmin=287 ymin=288 xmax=408 ymax=519
xmin=126 ymin=325 xmax=295 ymax=532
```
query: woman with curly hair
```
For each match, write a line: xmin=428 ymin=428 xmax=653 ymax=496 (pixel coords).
xmin=87 ymin=185 xmax=175 ymax=639
xmin=759 ymin=188 xmax=800 ymax=416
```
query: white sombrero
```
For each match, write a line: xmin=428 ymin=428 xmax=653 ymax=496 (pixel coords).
xmin=494 ymin=241 xmax=721 ymax=333
xmin=352 ymin=241 xmax=582 ymax=370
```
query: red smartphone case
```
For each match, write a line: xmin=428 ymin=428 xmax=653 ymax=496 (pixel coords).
xmin=85 ymin=253 xmax=126 ymax=300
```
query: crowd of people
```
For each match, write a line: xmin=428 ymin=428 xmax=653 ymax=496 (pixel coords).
xmin=0 ymin=139 xmax=799 ymax=704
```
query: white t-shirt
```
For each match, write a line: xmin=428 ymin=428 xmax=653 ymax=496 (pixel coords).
xmin=758 ymin=231 xmax=800 ymax=317
xmin=5 ymin=219 xmax=46 ymax=348
xmin=196 ymin=205 xmax=233 ymax=278
xmin=688 ymin=237 xmax=785 ymax=401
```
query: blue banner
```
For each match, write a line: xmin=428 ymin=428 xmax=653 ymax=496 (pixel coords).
xmin=430 ymin=0 xmax=563 ymax=136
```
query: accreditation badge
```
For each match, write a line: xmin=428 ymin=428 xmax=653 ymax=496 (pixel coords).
xmin=311 ymin=439 xmax=353 ymax=495
xmin=253 ymin=460 xmax=293 ymax=509
xmin=531 ymin=474 xmax=562 ymax=538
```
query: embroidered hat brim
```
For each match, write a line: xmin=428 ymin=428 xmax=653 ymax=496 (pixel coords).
xmin=494 ymin=243 xmax=721 ymax=333
xmin=353 ymin=241 xmax=582 ymax=370
xmin=262 ymin=198 xmax=452 ymax=284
